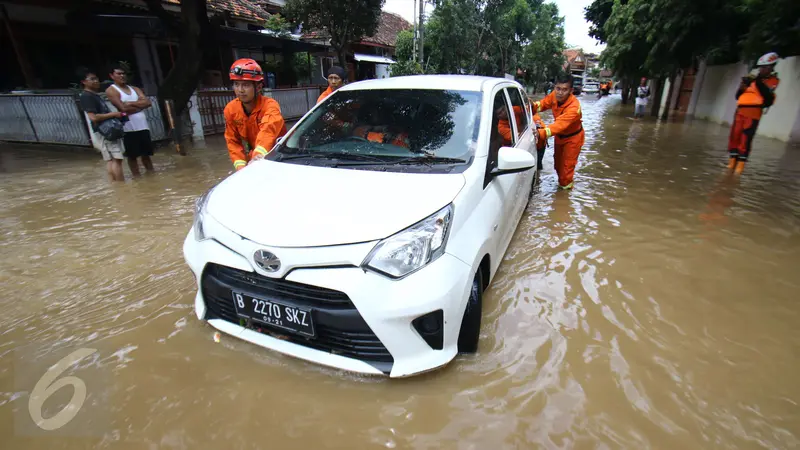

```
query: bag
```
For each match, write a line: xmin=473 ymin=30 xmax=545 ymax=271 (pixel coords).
xmin=97 ymin=117 xmax=125 ymax=140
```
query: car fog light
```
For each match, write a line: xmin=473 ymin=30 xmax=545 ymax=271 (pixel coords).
xmin=412 ymin=310 xmax=444 ymax=350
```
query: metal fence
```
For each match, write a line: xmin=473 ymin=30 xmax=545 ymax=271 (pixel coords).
xmin=0 ymin=95 xmax=89 ymax=145
xmin=197 ymin=86 xmax=323 ymax=136
xmin=0 ymin=93 xmax=191 ymax=147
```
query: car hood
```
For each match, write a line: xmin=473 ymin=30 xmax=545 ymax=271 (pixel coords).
xmin=206 ymin=160 xmax=466 ymax=247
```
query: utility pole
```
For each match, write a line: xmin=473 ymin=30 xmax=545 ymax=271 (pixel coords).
xmin=412 ymin=0 xmax=417 ymax=63
xmin=418 ymin=0 xmax=424 ymax=65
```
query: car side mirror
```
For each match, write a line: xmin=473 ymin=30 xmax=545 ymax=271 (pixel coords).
xmin=490 ymin=146 xmax=536 ymax=177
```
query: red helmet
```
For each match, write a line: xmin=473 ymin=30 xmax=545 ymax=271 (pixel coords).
xmin=229 ymin=58 xmax=264 ymax=82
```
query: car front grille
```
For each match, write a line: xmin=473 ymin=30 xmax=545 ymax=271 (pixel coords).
xmin=201 ymin=263 xmax=393 ymax=373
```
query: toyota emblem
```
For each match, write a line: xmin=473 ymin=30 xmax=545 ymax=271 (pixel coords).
xmin=253 ymin=250 xmax=281 ymax=273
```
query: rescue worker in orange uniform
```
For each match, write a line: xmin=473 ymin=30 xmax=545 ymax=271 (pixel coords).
xmin=349 ymin=106 xmax=410 ymax=148
xmin=223 ymin=58 xmax=287 ymax=171
xmin=497 ymin=105 xmax=523 ymax=147
xmin=532 ymin=74 xmax=584 ymax=190
xmin=317 ymin=66 xmax=346 ymax=104
xmin=727 ymin=52 xmax=780 ymax=174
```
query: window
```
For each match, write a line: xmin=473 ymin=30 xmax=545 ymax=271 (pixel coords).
xmin=506 ymin=87 xmax=529 ymax=140
xmin=488 ymin=90 xmax=513 ymax=171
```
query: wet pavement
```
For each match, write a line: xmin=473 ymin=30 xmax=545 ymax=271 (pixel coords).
xmin=1 ymin=95 xmax=799 ymax=449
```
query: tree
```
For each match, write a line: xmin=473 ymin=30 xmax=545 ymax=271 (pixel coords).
xmin=586 ymin=0 xmax=800 ymax=79
xmin=518 ymin=1 xmax=565 ymax=91
xmin=739 ymin=0 xmax=800 ymax=60
xmin=142 ymin=0 xmax=219 ymax=149
xmin=263 ymin=13 xmax=292 ymax=38
xmin=283 ymin=0 xmax=384 ymax=69
xmin=391 ymin=29 xmax=424 ymax=76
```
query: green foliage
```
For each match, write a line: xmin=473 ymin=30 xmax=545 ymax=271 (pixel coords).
xmin=395 ymin=29 xmax=415 ymax=62
xmin=738 ymin=0 xmax=800 ymax=59
xmin=292 ymin=52 xmax=318 ymax=83
xmin=424 ymin=0 xmax=565 ymax=78
xmin=390 ymin=60 xmax=424 ymax=77
xmin=586 ymin=0 xmax=799 ymax=79
xmin=518 ymin=2 xmax=565 ymax=89
xmin=264 ymin=14 xmax=292 ymax=38
xmin=283 ymin=0 xmax=384 ymax=65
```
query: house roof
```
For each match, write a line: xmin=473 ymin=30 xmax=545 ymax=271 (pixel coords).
xmin=359 ymin=11 xmax=411 ymax=47
xmin=164 ymin=0 xmax=270 ymax=23
xmin=563 ymin=49 xmax=585 ymax=65
xmin=302 ymin=11 xmax=412 ymax=48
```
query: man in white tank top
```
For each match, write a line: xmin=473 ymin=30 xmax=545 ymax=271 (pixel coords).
xmin=106 ymin=64 xmax=154 ymax=176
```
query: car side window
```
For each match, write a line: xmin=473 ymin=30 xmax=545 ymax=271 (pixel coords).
xmin=506 ymin=87 xmax=529 ymax=141
xmin=520 ymin=88 xmax=533 ymax=124
xmin=488 ymin=90 xmax=514 ymax=171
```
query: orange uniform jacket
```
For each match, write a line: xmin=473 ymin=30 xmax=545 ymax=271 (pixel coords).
xmin=736 ymin=74 xmax=779 ymax=120
xmin=224 ymin=95 xmax=287 ymax=171
xmin=498 ymin=105 xmax=523 ymax=146
xmin=533 ymin=92 xmax=583 ymax=140
xmin=317 ymin=86 xmax=334 ymax=104
xmin=533 ymin=92 xmax=584 ymax=188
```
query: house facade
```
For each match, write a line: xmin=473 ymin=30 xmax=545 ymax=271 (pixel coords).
xmin=0 ymin=0 xmax=329 ymax=94
xmin=302 ymin=11 xmax=411 ymax=84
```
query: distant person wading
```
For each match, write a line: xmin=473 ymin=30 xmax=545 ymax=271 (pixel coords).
xmin=727 ymin=52 xmax=781 ymax=174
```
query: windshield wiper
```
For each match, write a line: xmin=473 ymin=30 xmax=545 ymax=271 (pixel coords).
xmin=385 ymin=156 xmax=467 ymax=165
xmin=278 ymin=151 xmax=389 ymax=163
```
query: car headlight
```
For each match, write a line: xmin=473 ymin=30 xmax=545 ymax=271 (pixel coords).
xmin=193 ymin=188 xmax=213 ymax=241
xmin=363 ymin=204 xmax=453 ymax=279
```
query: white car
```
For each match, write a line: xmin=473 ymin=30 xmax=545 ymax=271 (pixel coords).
xmin=583 ymin=83 xmax=600 ymax=94
xmin=183 ymin=75 xmax=539 ymax=378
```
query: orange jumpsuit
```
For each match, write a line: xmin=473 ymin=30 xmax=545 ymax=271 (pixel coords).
xmin=224 ymin=95 xmax=287 ymax=171
xmin=533 ymin=92 xmax=584 ymax=189
xmin=497 ymin=105 xmax=523 ymax=146
xmin=351 ymin=126 xmax=409 ymax=147
xmin=317 ymin=86 xmax=334 ymax=104
xmin=728 ymin=74 xmax=779 ymax=163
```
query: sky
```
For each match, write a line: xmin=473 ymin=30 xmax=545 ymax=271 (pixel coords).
xmin=382 ymin=0 xmax=606 ymax=54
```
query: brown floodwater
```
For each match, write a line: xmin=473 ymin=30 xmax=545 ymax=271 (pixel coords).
xmin=1 ymin=95 xmax=799 ymax=449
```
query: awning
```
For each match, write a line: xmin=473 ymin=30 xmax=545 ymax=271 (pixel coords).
xmin=353 ymin=53 xmax=396 ymax=64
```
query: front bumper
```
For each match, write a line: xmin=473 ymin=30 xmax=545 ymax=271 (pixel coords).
xmin=183 ymin=220 xmax=473 ymax=378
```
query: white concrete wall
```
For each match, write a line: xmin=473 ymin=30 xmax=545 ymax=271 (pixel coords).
xmin=693 ymin=56 xmax=800 ymax=143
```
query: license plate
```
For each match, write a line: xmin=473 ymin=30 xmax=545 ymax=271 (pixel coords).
xmin=231 ymin=291 xmax=315 ymax=337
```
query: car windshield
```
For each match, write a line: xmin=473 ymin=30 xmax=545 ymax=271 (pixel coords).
xmin=272 ymin=89 xmax=482 ymax=165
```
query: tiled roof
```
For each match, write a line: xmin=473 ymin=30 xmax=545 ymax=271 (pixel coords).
xmin=164 ymin=0 xmax=270 ymax=23
xmin=563 ymin=49 xmax=584 ymax=64
xmin=302 ymin=11 xmax=411 ymax=48
xmin=360 ymin=11 xmax=412 ymax=47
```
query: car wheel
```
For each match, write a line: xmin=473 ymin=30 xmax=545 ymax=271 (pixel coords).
xmin=458 ymin=268 xmax=484 ymax=353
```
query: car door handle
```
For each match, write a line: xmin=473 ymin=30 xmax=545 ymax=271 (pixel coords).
xmin=493 ymin=224 xmax=498 ymax=231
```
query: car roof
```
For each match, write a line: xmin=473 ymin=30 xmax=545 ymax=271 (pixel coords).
xmin=337 ymin=75 xmax=518 ymax=93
